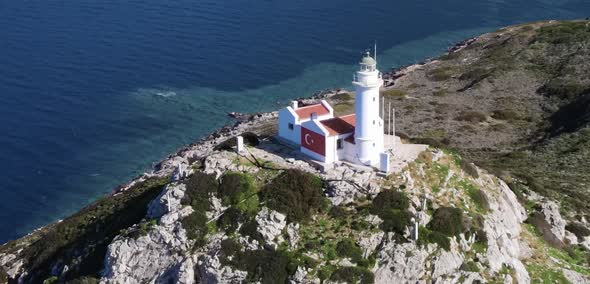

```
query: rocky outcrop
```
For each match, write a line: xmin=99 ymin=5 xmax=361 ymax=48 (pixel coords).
xmin=102 ymin=184 xmax=193 ymax=284
xmin=197 ymin=246 xmax=247 ymax=284
xmin=481 ymin=177 xmax=530 ymax=283
xmin=374 ymin=234 xmax=434 ymax=283
xmin=255 ymin=207 xmax=287 ymax=247
xmin=432 ymin=249 xmax=464 ymax=279
xmin=539 ymin=200 xmax=567 ymax=242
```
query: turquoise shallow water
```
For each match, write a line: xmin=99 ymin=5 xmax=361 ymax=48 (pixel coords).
xmin=0 ymin=0 xmax=589 ymax=243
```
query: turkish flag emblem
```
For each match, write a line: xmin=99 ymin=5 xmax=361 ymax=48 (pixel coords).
xmin=301 ymin=127 xmax=325 ymax=156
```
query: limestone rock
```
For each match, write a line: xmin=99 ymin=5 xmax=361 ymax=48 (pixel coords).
xmin=539 ymin=200 xmax=567 ymax=242
xmin=562 ymin=268 xmax=590 ymax=284
xmin=197 ymin=254 xmax=248 ymax=284
xmin=101 ymin=184 xmax=193 ymax=284
xmin=432 ymin=250 xmax=464 ymax=279
xmin=356 ymin=231 xmax=384 ymax=258
xmin=255 ymin=207 xmax=287 ymax=245
xmin=482 ymin=179 xmax=530 ymax=283
xmin=147 ymin=183 xmax=186 ymax=219
xmin=374 ymin=234 xmax=432 ymax=284
xmin=287 ymin=223 xmax=300 ymax=248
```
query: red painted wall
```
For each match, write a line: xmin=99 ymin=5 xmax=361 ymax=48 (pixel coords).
xmin=301 ymin=127 xmax=325 ymax=156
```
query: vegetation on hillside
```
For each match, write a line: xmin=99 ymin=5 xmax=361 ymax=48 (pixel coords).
xmin=0 ymin=177 xmax=169 ymax=283
xmin=379 ymin=20 xmax=590 ymax=219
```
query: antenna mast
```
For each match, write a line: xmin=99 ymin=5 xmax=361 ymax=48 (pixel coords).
xmin=374 ymin=41 xmax=377 ymax=63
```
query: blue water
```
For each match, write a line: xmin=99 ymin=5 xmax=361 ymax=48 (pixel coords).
xmin=0 ymin=0 xmax=588 ymax=243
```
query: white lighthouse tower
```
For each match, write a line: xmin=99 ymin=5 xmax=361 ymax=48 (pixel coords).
xmin=353 ymin=50 xmax=384 ymax=166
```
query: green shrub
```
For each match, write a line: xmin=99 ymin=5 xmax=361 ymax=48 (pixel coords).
xmin=418 ymin=227 xmax=451 ymax=251
xmin=461 ymin=261 xmax=480 ymax=272
xmin=370 ymin=190 xmax=410 ymax=216
xmin=181 ymin=211 xmax=209 ymax=247
xmin=329 ymin=205 xmax=351 ymax=219
xmin=261 ymin=169 xmax=326 ymax=223
xmin=381 ymin=209 xmax=413 ymax=234
xmin=455 ymin=111 xmax=487 ymax=123
xmin=219 ymin=238 xmax=243 ymax=266
xmin=318 ymin=265 xmax=336 ymax=282
xmin=428 ymin=207 xmax=465 ymax=236
xmin=217 ymin=207 xmax=248 ymax=234
xmin=370 ymin=190 xmax=412 ymax=234
xmin=239 ymin=218 xmax=264 ymax=244
xmin=351 ymin=219 xmax=371 ymax=231
xmin=219 ymin=172 xmax=259 ymax=215
xmin=566 ymin=222 xmax=590 ymax=239
xmin=336 ymin=239 xmax=364 ymax=264
xmin=330 ymin=266 xmax=374 ymax=284
xmin=182 ymin=172 xmax=218 ymax=212
xmin=538 ymin=78 xmax=588 ymax=101
xmin=231 ymin=249 xmax=291 ymax=284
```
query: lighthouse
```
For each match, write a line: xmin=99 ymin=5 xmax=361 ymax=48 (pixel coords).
xmin=352 ymin=51 xmax=384 ymax=165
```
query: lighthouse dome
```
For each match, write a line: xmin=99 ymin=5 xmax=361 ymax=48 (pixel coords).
xmin=360 ymin=52 xmax=376 ymax=65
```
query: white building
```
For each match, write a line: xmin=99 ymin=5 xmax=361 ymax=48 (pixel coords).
xmin=278 ymin=51 xmax=389 ymax=170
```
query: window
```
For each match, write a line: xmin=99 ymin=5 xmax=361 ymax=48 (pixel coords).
xmin=337 ymin=139 xmax=343 ymax=150
xmin=288 ymin=123 xmax=294 ymax=130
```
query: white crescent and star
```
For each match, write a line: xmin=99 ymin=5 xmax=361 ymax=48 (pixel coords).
xmin=304 ymin=133 xmax=314 ymax=145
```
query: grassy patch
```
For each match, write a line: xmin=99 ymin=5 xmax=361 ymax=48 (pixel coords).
xmin=219 ymin=172 xmax=259 ymax=215
xmin=427 ymin=66 xmax=456 ymax=81
xmin=455 ymin=111 xmax=487 ymax=123
xmin=458 ymin=180 xmax=489 ymax=214
xmin=333 ymin=102 xmax=355 ymax=116
xmin=332 ymin=92 xmax=353 ymax=101
xmin=536 ymin=21 xmax=590 ymax=44
xmin=526 ymin=264 xmax=570 ymax=284
xmin=381 ymin=89 xmax=407 ymax=99
xmin=418 ymin=226 xmax=451 ymax=251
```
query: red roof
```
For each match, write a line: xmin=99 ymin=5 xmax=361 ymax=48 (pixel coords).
xmin=320 ymin=114 xmax=356 ymax=136
xmin=294 ymin=104 xmax=330 ymax=119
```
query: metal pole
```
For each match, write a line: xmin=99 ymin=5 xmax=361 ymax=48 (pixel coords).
xmin=392 ymin=108 xmax=396 ymax=148
xmin=388 ymin=101 xmax=391 ymax=148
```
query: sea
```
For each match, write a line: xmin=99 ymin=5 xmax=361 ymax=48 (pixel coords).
xmin=0 ymin=0 xmax=589 ymax=243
